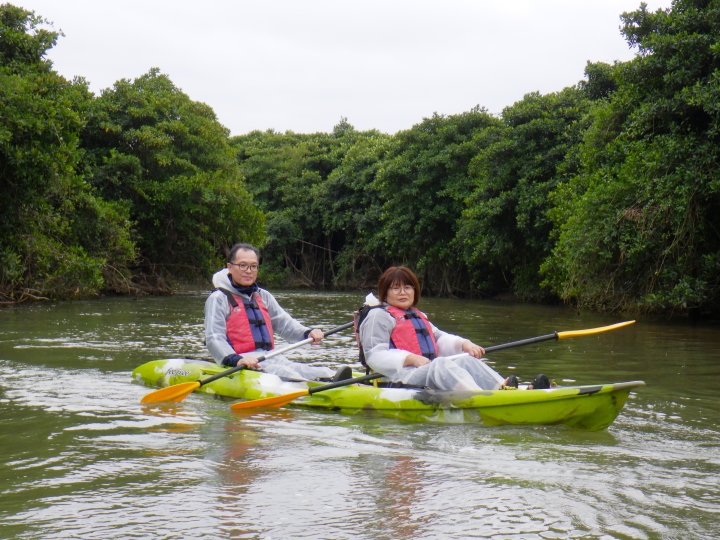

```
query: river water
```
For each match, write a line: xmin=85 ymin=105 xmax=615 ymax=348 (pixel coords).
xmin=0 ymin=291 xmax=718 ymax=539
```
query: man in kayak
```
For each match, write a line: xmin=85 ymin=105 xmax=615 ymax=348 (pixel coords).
xmin=205 ymin=243 xmax=350 ymax=381
xmin=357 ymin=266 xmax=550 ymax=391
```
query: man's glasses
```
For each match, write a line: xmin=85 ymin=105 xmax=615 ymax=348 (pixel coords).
xmin=389 ymin=284 xmax=414 ymax=293
xmin=230 ymin=263 xmax=259 ymax=272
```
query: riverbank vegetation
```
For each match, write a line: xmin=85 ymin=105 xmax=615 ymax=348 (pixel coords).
xmin=0 ymin=4 xmax=263 ymax=302
xmin=2 ymin=1 xmax=719 ymax=315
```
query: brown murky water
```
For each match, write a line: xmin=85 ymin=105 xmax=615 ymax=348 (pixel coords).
xmin=1 ymin=291 xmax=718 ymax=539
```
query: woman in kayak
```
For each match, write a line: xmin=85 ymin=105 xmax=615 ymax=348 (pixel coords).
xmin=358 ymin=266 xmax=549 ymax=391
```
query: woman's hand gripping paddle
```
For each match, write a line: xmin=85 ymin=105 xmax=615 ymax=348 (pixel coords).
xmin=140 ymin=322 xmax=354 ymax=404
xmin=229 ymin=320 xmax=636 ymax=410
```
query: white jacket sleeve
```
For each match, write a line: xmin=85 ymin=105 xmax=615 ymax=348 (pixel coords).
xmin=204 ymin=290 xmax=235 ymax=364
xmin=433 ymin=323 xmax=466 ymax=356
xmin=359 ymin=308 xmax=407 ymax=379
xmin=258 ymin=289 xmax=311 ymax=343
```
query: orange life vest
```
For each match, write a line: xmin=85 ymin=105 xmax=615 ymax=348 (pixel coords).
xmin=386 ymin=306 xmax=438 ymax=360
xmin=218 ymin=288 xmax=275 ymax=354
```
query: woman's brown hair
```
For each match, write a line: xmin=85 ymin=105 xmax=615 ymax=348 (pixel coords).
xmin=377 ymin=266 xmax=421 ymax=307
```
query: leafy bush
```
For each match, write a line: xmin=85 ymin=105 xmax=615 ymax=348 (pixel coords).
xmin=459 ymin=89 xmax=592 ymax=299
xmin=0 ymin=4 xmax=134 ymax=300
xmin=542 ymin=0 xmax=720 ymax=312
xmin=81 ymin=69 xmax=265 ymax=279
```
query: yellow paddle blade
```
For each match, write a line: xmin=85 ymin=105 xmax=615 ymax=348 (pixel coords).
xmin=140 ymin=382 xmax=201 ymax=404
xmin=230 ymin=390 xmax=309 ymax=410
xmin=557 ymin=320 xmax=635 ymax=339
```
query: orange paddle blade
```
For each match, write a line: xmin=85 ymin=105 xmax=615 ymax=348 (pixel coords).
xmin=230 ymin=390 xmax=309 ymax=410
xmin=140 ymin=382 xmax=201 ymax=404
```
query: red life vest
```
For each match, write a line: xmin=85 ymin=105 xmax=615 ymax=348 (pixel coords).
xmin=218 ymin=288 xmax=275 ymax=354
xmin=386 ymin=306 xmax=438 ymax=360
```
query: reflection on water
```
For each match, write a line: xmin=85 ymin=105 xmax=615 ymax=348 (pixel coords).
xmin=1 ymin=292 xmax=719 ymax=539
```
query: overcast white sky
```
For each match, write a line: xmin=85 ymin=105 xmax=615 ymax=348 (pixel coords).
xmin=24 ymin=0 xmax=668 ymax=136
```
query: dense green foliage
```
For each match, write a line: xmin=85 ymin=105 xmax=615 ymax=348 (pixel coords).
xmin=0 ymin=4 xmax=261 ymax=301
xmin=459 ymin=88 xmax=592 ymax=299
xmin=3 ymin=0 xmax=720 ymax=315
xmin=82 ymin=69 xmax=264 ymax=280
xmin=232 ymin=0 xmax=720 ymax=314
xmin=232 ymin=111 xmax=501 ymax=293
xmin=542 ymin=0 xmax=720 ymax=313
xmin=231 ymin=121 xmax=391 ymax=287
xmin=373 ymin=109 xmax=500 ymax=294
xmin=0 ymin=4 xmax=134 ymax=301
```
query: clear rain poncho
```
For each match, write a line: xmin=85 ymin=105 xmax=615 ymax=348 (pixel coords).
xmin=358 ymin=305 xmax=505 ymax=391
xmin=204 ymin=270 xmax=335 ymax=381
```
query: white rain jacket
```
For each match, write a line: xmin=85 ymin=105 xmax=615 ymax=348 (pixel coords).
xmin=358 ymin=306 xmax=505 ymax=391
xmin=204 ymin=270 xmax=334 ymax=381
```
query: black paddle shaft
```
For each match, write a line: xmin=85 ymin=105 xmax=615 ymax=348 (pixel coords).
xmin=307 ymin=373 xmax=383 ymax=394
xmin=198 ymin=321 xmax=355 ymax=388
xmin=311 ymin=333 xmax=559 ymax=393
xmin=483 ymin=332 xmax=558 ymax=353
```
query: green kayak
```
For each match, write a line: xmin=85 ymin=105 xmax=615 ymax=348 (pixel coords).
xmin=132 ymin=359 xmax=644 ymax=430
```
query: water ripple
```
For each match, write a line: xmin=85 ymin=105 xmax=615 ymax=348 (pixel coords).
xmin=1 ymin=294 xmax=720 ymax=539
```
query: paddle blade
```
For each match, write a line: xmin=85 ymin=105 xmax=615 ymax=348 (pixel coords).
xmin=557 ymin=320 xmax=635 ymax=339
xmin=230 ymin=390 xmax=309 ymax=410
xmin=140 ymin=382 xmax=201 ymax=404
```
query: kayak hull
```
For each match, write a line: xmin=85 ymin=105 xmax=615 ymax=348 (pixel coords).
xmin=132 ymin=359 xmax=644 ymax=430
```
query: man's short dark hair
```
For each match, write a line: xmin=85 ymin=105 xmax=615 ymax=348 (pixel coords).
xmin=227 ymin=243 xmax=261 ymax=263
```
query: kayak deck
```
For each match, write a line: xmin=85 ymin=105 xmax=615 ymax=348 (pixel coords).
xmin=133 ymin=359 xmax=645 ymax=430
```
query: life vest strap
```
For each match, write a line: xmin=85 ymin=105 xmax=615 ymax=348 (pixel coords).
xmin=217 ymin=288 xmax=239 ymax=307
